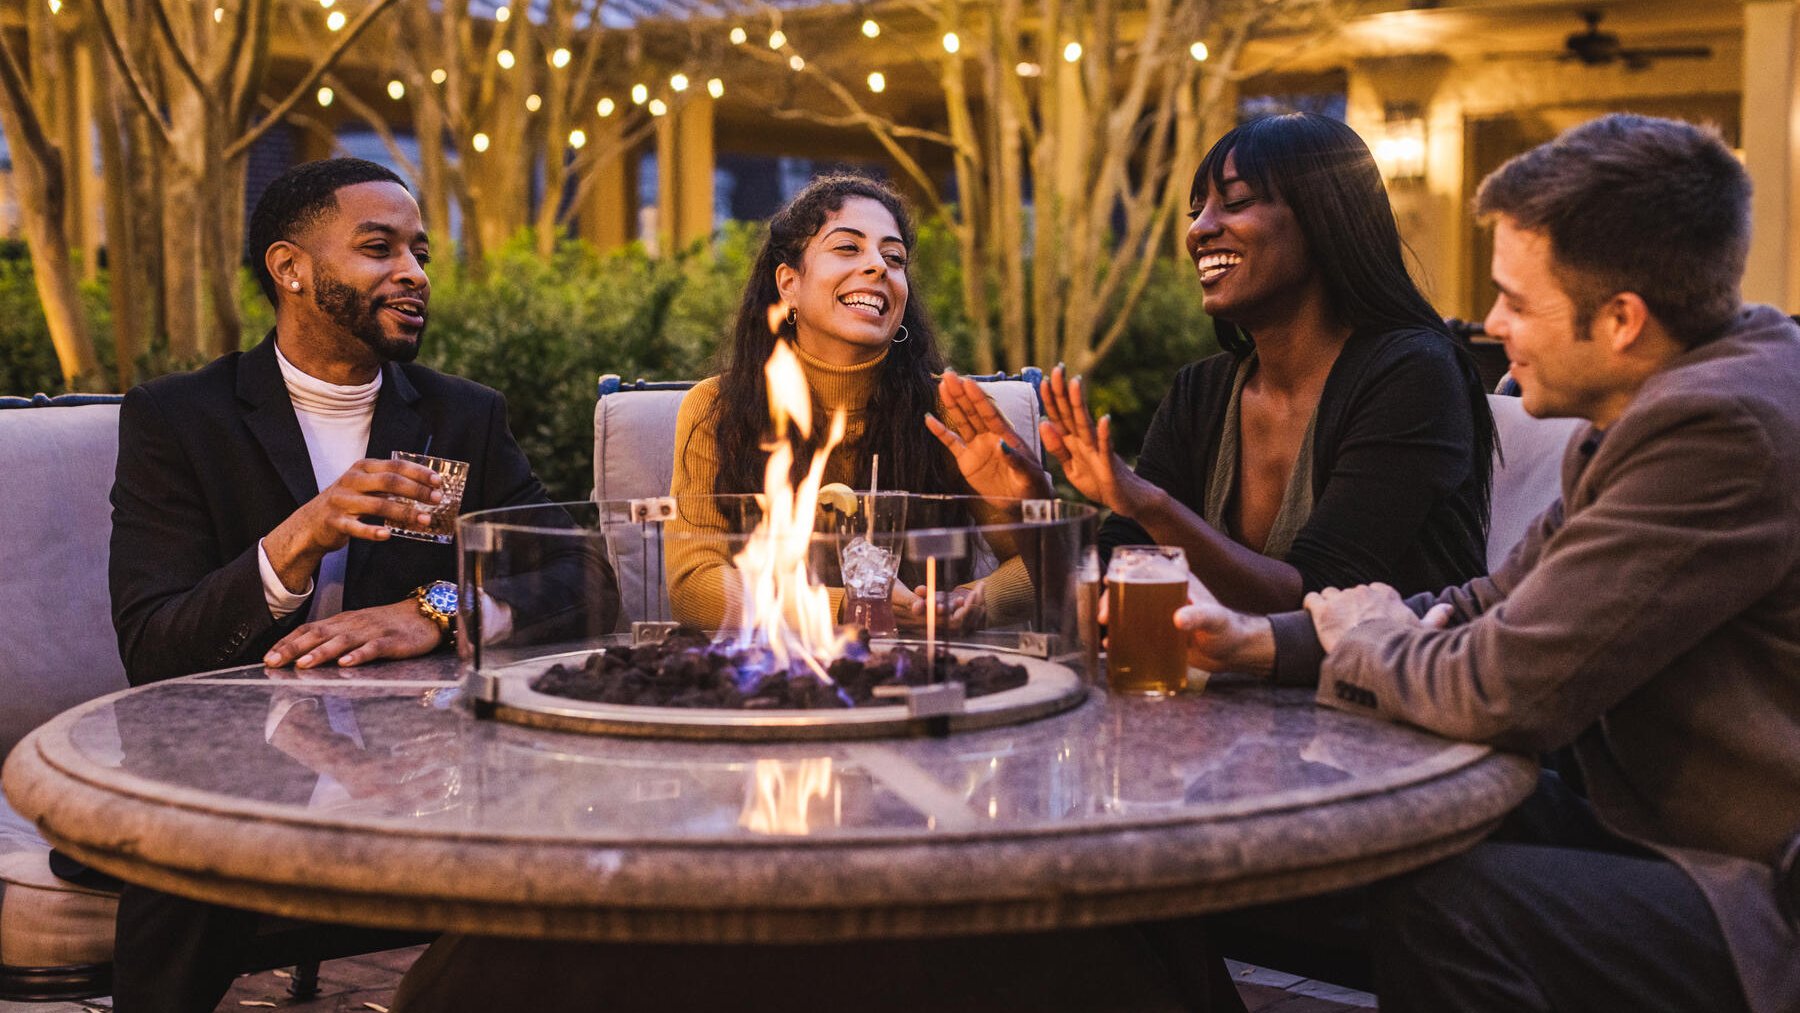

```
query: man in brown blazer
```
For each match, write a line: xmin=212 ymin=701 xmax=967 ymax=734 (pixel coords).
xmin=1178 ymin=114 xmax=1800 ymax=1012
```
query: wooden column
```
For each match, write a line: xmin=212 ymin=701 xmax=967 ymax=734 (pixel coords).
xmin=1742 ymin=0 xmax=1800 ymax=309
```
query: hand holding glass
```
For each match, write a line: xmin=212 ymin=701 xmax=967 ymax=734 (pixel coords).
xmin=385 ymin=451 xmax=468 ymax=544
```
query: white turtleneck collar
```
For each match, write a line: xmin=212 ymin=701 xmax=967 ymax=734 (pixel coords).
xmin=274 ymin=339 xmax=383 ymax=417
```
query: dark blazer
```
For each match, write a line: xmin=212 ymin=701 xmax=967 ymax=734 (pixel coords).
xmin=109 ymin=335 xmax=584 ymax=685
xmin=1319 ymin=305 xmax=1800 ymax=1013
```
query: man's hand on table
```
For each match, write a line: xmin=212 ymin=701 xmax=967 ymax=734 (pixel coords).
xmin=264 ymin=600 xmax=443 ymax=670
xmin=1170 ymin=575 xmax=1277 ymax=675
xmin=1303 ymin=583 xmax=1453 ymax=653
xmin=262 ymin=458 xmax=444 ymax=593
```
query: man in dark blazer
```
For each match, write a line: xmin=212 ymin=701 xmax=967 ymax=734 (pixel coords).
xmin=106 ymin=158 xmax=616 ymax=1010
xmin=1177 ymin=115 xmax=1799 ymax=1012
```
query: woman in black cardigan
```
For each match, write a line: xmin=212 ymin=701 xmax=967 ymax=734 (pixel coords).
xmin=1043 ymin=113 xmax=1495 ymax=613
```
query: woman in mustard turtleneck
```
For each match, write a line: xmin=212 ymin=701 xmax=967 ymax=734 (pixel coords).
xmin=667 ymin=174 xmax=1048 ymax=631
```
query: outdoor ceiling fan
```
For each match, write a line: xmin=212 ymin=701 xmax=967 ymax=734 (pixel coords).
xmin=1552 ymin=10 xmax=1712 ymax=70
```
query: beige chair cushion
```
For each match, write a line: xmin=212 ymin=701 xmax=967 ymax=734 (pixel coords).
xmin=0 ymin=403 xmax=130 ymax=761
xmin=0 ymin=797 xmax=116 ymax=968
xmin=1486 ymin=393 xmax=1585 ymax=571
xmin=592 ymin=378 xmax=1045 ymax=626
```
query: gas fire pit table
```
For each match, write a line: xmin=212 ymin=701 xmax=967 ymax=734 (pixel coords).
xmin=3 ymin=654 xmax=1535 ymax=949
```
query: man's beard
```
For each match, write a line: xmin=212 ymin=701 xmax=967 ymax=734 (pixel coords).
xmin=314 ymin=269 xmax=425 ymax=363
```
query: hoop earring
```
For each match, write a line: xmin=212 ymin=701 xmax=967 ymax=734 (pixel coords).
xmin=786 ymin=307 xmax=798 ymax=327
xmin=891 ymin=325 xmax=909 ymax=344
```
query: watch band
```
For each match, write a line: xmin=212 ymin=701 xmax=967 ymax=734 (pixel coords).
xmin=413 ymin=580 xmax=458 ymax=639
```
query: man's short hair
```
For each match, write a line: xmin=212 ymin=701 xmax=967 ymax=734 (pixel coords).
xmin=246 ymin=158 xmax=408 ymax=306
xmin=1475 ymin=114 xmax=1749 ymax=346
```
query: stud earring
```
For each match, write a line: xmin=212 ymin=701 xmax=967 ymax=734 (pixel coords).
xmin=290 ymin=281 xmax=301 ymax=291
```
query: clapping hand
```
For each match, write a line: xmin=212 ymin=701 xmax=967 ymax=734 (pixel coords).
xmin=1039 ymin=365 xmax=1157 ymax=518
xmin=925 ymin=370 xmax=1053 ymax=504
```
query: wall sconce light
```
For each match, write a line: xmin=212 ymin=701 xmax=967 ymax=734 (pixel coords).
xmin=1375 ymin=103 xmax=1427 ymax=184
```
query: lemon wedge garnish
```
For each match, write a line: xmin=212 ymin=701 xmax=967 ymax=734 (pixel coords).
xmin=818 ymin=482 xmax=859 ymax=514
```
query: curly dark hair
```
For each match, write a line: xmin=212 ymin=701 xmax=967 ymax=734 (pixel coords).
xmin=1193 ymin=112 xmax=1495 ymax=515
xmin=246 ymin=158 xmax=408 ymax=306
xmin=699 ymin=174 xmax=964 ymax=504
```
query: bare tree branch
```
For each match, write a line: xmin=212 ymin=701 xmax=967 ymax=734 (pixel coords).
xmin=223 ymin=0 xmax=403 ymax=160
xmin=146 ymin=0 xmax=206 ymax=98
xmin=87 ymin=0 xmax=176 ymax=147
xmin=0 ymin=27 xmax=57 ymax=171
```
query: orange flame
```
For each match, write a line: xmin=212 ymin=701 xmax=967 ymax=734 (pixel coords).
xmin=721 ymin=339 xmax=853 ymax=680
xmin=739 ymin=757 xmax=837 ymax=835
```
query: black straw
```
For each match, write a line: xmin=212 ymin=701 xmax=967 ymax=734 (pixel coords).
xmin=421 ymin=434 xmax=433 ymax=456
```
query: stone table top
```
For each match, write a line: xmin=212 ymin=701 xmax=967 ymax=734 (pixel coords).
xmin=3 ymin=657 xmax=1535 ymax=944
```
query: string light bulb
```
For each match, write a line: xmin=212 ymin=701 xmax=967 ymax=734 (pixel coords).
xmin=472 ymin=132 xmax=490 ymax=153
xmin=47 ymin=0 xmax=62 ymax=13
xmin=631 ymin=83 xmax=648 ymax=104
xmin=387 ymin=80 xmax=406 ymax=100
xmin=496 ymin=49 xmax=516 ymax=69
xmin=942 ymin=32 xmax=960 ymax=54
xmin=768 ymin=29 xmax=786 ymax=49
xmin=1062 ymin=41 xmax=1083 ymax=62
xmin=707 ymin=77 xmax=724 ymax=99
xmin=325 ymin=10 xmax=346 ymax=30
xmin=551 ymin=47 xmax=571 ymax=68
xmin=861 ymin=19 xmax=879 ymax=38
xmin=525 ymin=93 xmax=542 ymax=112
xmin=316 ymin=86 xmax=334 ymax=107
xmin=1190 ymin=41 xmax=1209 ymax=61
xmin=670 ymin=73 xmax=689 ymax=92
xmin=569 ymin=129 xmax=587 ymax=149
xmin=319 ymin=0 xmax=333 ymax=7
xmin=494 ymin=5 xmax=509 ymax=21
xmin=867 ymin=71 xmax=885 ymax=93
xmin=648 ymin=98 xmax=668 ymax=116
xmin=213 ymin=6 xmax=224 ymax=22
xmin=1016 ymin=62 xmax=1041 ymax=77
xmin=730 ymin=26 xmax=747 ymax=45
xmin=597 ymin=97 xmax=616 ymax=116
xmin=431 ymin=68 xmax=448 ymax=84
xmin=788 ymin=54 xmax=805 ymax=71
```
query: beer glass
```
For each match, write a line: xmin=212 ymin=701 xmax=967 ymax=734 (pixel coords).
xmin=1105 ymin=545 xmax=1189 ymax=695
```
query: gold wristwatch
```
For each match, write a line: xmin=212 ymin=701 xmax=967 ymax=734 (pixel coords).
xmin=413 ymin=581 xmax=458 ymax=639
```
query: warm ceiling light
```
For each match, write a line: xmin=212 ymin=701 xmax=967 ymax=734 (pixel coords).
xmin=788 ymin=54 xmax=805 ymax=71
xmin=472 ymin=132 xmax=491 ymax=152
xmin=496 ymin=49 xmax=516 ymax=69
xmin=648 ymin=98 xmax=668 ymax=116
xmin=707 ymin=77 xmax=724 ymax=99
xmin=315 ymin=86 xmax=334 ymax=107
xmin=431 ymin=68 xmax=448 ymax=84
xmin=325 ymin=10 xmax=346 ymax=30
xmin=768 ymin=29 xmax=786 ymax=49
xmin=597 ymin=97 xmax=616 ymax=116
xmin=1190 ymin=41 xmax=1209 ymax=61
xmin=866 ymin=71 xmax=886 ymax=93
xmin=631 ymin=83 xmax=648 ymax=104
xmin=1063 ymin=41 xmax=1083 ymax=62
xmin=942 ymin=32 xmax=960 ymax=54
xmin=569 ymin=129 xmax=587 ymax=149
xmin=670 ymin=73 xmax=690 ymax=92
xmin=387 ymin=80 xmax=406 ymax=100
xmin=861 ymin=19 xmax=879 ymax=38
xmin=730 ymin=26 xmax=747 ymax=45
xmin=525 ymin=93 xmax=542 ymax=112
xmin=551 ymin=47 xmax=572 ymax=68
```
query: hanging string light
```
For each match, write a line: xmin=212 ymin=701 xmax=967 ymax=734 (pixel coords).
xmin=497 ymin=49 xmax=516 ymax=69
xmin=631 ymin=83 xmax=649 ymax=104
xmin=730 ymin=26 xmax=747 ymax=45
xmin=1062 ymin=41 xmax=1083 ymax=62
xmin=551 ymin=48 xmax=572 ymax=68
xmin=472 ymin=132 xmax=491 ymax=152
xmin=431 ymin=68 xmax=448 ymax=84
xmin=867 ymin=71 xmax=885 ymax=93
xmin=316 ymin=86 xmax=335 ymax=107
xmin=942 ymin=32 xmax=960 ymax=54
xmin=525 ymin=93 xmax=542 ymax=112
xmin=1190 ymin=41 xmax=1209 ymax=61
xmin=768 ymin=29 xmax=786 ymax=49
xmin=1016 ymin=62 xmax=1042 ymax=77
xmin=318 ymin=0 xmax=333 ymax=8
xmin=670 ymin=73 xmax=690 ymax=92
xmin=598 ymin=97 xmax=617 ymax=116
xmin=387 ymin=80 xmax=406 ymax=100
xmin=494 ymin=5 xmax=510 ymax=21
xmin=707 ymin=78 xmax=724 ymax=99
xmin=47 ymin=0 xmax=62 ymax=13
xmin=788 ymin=54 xmax=805 ymax=71
xmin=326 ymin=10 xmax=346 ymax=30
xmin=213 ymin=7 xmax=224 ymax=22
xmin=861 ymin=19 xmax=879 ymax=38
xmin=569 ymin=129 xmax=588 ymax=149
xmin=648 ymin=98 xmax=668 ymax=116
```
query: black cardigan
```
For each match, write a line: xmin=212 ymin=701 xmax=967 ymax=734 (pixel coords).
xmin=1099 ymin=325 xmax=1489 ymax=598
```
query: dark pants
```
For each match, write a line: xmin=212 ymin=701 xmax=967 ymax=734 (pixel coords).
xmin=112 ymin=885 xmax=257 ymax=1013
xmin=1370 ymin=774 xmax=1751 ymax=1013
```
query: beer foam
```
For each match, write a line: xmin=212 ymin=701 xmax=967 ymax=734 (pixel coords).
xmin=1106 ymin=553 xmax=1187 ymax=583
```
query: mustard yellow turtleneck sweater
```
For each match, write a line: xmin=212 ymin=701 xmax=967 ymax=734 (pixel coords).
xmin=664 ymin=343 xmax=1033 ymax=631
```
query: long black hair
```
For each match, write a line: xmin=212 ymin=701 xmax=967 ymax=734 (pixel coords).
xmin=700 ymin=174 xmax=963 ymax=503
xmin=1194 ymin=113 xmax=1496 ymax=512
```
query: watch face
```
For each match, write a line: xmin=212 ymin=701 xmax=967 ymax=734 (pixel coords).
xmin=424 ymin=582 xmax=459 ymax=615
